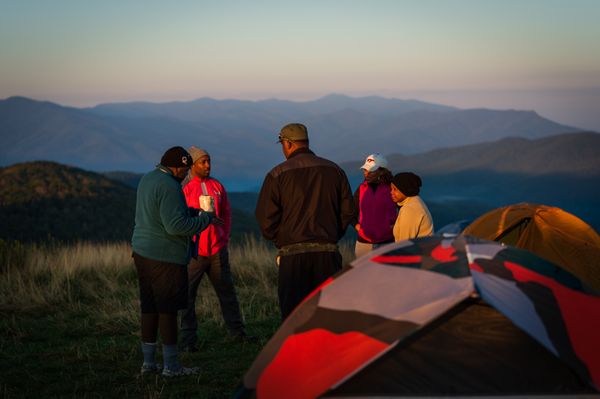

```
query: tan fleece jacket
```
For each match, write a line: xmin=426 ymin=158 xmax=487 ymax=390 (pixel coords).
xmin=393 ymin=195 xmax=434 ymax=242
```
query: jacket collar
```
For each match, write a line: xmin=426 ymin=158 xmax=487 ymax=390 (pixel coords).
xmin=397 ymin=195 xmax=417 ymax=206
xmin=288 ymin=147 xmax=314 ymax=159
xmin=158 ymin=164 xmax=174 ymax=176
xmin=191 ymin=175 xmax=211 ymax=182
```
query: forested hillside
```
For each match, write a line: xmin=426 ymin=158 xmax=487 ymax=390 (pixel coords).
xmin=0 ymin=162 xmax=261 ymax=243
xmin=0 ymin=162 xmax=136 ymax=242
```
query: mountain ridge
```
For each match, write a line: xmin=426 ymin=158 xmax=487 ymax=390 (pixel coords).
xmin=0 ymin=95 xmax=583 ymax=184
xmin=341 ymin=131 xmax=600 ymax=179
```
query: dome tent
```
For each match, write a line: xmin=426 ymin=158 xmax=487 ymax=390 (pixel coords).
xmin=236 ymin=235 xmax=599 ymax=399
xmin=463 ymin=203 xmax=600 ymax=291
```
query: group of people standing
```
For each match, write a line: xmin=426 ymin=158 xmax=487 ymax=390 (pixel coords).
xmin=130 ymin=122 xmax=433 ymax=377
xmin=352 ymin=152 xmax=434 ymax=258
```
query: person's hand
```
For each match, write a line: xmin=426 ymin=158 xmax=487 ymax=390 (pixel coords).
xmin=355 ymin=224 xmax=360 ymax=231
xmin=211 ymin=216 xmax=225 ymax=226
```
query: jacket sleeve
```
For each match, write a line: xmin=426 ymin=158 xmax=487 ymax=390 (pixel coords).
xmin=220 ymin=185 xmax=232 ymax=242
xmin=338 ymin=170 xmax=356 ymax=238
xmin=349 ymin=186 xmax=361 ymax=227
xmin=160 ymin=182 xmax=211 ymax=236
xmin=255 ymin=173 xmax=281 ymax=242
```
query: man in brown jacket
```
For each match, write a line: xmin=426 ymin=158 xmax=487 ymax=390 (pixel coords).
xmin=255 ymin=123 xmax=355 ymax=320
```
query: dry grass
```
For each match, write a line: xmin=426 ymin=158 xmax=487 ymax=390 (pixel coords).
xmin=0 ymin=236 xmax=356 ymax=398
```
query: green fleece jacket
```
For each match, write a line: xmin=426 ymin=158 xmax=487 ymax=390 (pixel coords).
xmin=132 ymin=165 xmax=211 ymax=265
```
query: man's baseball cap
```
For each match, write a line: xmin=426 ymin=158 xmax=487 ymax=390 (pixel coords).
xmin=360 ymin=153 xmax=388 ymax=172
xmin=161 ymin=146 xmax=192 ymax=167
xmin=277 ymin=123 xmax=309 ymax=143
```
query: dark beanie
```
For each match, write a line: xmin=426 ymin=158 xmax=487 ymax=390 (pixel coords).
xmin=160 ymin=146 xmax=192 ymax=167
xmin=392 ymin=172 xmax=422 ymax=197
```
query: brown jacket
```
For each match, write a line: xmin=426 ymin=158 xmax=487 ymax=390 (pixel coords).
xmin=255 ymin=148 xmax=355 ymax=248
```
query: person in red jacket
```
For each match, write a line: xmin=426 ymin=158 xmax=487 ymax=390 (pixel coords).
xmin=179 ymin=146 xmax=250 ymax=352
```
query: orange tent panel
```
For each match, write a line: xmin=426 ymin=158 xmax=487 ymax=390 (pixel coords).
xmin=464 ymin=203 xmax=600 ymax=291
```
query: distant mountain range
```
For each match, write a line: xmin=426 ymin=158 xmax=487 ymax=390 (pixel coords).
xmin=101 ymin=132 xmax=600 ymax=232
xmin=341 ymin=132 xmax=600 ymax=230
xmin=0 ymin=94 xmax=582 ymax=190
xmin=343 ymin=131 xmax=600 ymax=179
xmin=3 ymin=129 xmax=600 ymax=243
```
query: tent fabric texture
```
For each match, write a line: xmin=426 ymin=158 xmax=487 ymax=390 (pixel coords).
xmin=236 ymin=235 xmax=600 ymax=399
xmin=463 ymin=202 xmax=600 ymax=292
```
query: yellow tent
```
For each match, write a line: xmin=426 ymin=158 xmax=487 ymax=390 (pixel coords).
xmin=463 ymin=203 xmax=600 ymax=291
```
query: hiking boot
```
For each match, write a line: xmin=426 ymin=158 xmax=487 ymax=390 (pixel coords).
xmin=162 ymin=366 xmax=200 ymax=377
xmin=140 ymin=363 xmax=162 ymax=375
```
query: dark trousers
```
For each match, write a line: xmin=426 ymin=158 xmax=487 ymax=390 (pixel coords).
xmin=179 ymin=247 xmax=244 ymax=346
xmin=278 ymin=251 xmax=342 ymax=320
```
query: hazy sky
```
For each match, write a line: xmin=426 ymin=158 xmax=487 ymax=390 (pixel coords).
xmin=1 ymin=0 xmax=599 ymax=130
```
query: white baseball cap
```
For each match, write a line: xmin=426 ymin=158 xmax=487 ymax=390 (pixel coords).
xmin=360 ymin=153 xmax=388 ymax=172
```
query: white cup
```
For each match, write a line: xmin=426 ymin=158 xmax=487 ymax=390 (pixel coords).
xmin=199 ymin=195 xmax=214 ymax=212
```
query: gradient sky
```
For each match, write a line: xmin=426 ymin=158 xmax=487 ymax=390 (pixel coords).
xmin=1 ymin=0 xmax=599 ymax=130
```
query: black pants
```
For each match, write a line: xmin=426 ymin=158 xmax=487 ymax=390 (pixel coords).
xmin=133 ymin=252 xmax=187 ymax=313
xmin=179 ymin=247 xmax=244 ymax=347
xmin=278 ymin=251 xmax=342 ymax=320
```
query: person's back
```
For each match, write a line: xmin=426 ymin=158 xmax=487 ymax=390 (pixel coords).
xmin=259 ymin=147 xmax=352 ymax=248
xmin=133 ymin=165 xmax=200 ymax=264
xmin=256 ymin=123 xmax=354 ymax=320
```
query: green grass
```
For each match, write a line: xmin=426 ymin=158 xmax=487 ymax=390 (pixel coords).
xmin=0 ymin=237 xmax=355 ymax=398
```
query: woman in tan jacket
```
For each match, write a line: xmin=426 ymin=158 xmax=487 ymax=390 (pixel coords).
xmin=390 ymin=172 xmax=434 ymax=242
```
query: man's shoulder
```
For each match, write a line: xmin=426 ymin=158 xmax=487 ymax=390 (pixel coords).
xmin=184 ymin=176 xmax=227 ymax=195
xmin=269 ymin=152 xmax=342 ymax=178
xmin=142 ymin=168 xmax=173 ymax=186
xmin=140 ymin=170 xmax=180 ymax=199
xmin=311 ymin=153 xmax=342 ymax=168
xmin=207 ymin=176 xmax=226 ymax=190
xmin=182 ymin=176 xmax=199 ymax=193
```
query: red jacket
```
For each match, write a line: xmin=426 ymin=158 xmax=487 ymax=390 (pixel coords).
xmin=183 ymin=176 xmax=231 ymax=256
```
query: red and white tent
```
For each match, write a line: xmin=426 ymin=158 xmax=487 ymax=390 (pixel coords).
xmin=237 ymin=235 xmax=600 ymax=399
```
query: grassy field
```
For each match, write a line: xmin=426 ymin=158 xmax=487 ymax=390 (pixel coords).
xmin=0 ymin=237 xmax=355 ymax=398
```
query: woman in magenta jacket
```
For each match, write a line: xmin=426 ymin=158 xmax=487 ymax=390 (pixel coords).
xmin=352 ymin=153 xmax=398 ymax=259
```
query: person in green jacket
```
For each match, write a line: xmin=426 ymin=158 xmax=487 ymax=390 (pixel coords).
xmin=132 ymin=146 xmax=220 ymax=377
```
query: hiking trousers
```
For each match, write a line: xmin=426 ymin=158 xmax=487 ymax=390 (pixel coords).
xmin=278 ymin=250 xmax=342 ymax=320
xmin=179 ymin=247 xmax=244 ymax=347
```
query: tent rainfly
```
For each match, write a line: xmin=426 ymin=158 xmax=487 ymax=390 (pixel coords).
xmin=236 ymin=235 xmax=600 ymax=399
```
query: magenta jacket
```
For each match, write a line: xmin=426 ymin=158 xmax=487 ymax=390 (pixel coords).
xmin=354 ymin=181 xmax=397 ymax=244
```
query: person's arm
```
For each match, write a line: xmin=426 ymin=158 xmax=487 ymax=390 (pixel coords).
xmin=339 ymin=170 xmax=357 ymax=238
xmin=220 ymin=185 xmax=232 ymax=242
xmin=255 ymin=173 xmax=281 ymax=242
xmin=160 ymin=183 xmax=211 ymax=236
xmin=350 ymin=186 xmax=361 ymax=230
